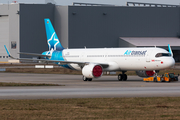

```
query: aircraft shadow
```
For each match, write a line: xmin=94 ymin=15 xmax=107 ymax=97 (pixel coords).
xmin=92 ymin=80 xmax=142 ymax=82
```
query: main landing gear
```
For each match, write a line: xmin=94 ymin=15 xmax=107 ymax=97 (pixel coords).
xmin=83 ymin=76 xmax=92 ymax=81
xmin=153 ymin=70 xmax=160 ymax=82
xmin=118 ymin=71 xmax=127 ymax=81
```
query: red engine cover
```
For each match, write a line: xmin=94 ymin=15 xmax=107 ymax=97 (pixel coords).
xmin=92 ymin=65 xmax=103 ymax=77
xmin=146 ymin=71 xmax=155 ymax=76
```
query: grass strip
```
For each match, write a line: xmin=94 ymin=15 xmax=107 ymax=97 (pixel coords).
xmin=0 ymin=97 xmax=180 ymax=119
xmin=0 ymin=82 xmax=62 ymax=86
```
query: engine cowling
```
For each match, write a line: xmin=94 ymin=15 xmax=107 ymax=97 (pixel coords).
xmin=82 ymin=64 xmax=103 ymax=78
xmin=136 ymin=70 xmax=155 ymax=77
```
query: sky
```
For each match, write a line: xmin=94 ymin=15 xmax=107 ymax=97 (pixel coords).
xmin=0 ymin=0 xmax=180 ymax=6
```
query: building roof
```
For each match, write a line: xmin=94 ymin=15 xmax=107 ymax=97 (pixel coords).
xmin=120 ymin=37 xmax=180 ymax=47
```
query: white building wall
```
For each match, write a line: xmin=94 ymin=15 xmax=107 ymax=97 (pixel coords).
xmin=0 ymin=15 xmax=9 ymax=62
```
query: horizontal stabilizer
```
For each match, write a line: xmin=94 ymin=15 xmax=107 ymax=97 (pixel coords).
xmin=18 ymin=52 xmax=51 ymax=57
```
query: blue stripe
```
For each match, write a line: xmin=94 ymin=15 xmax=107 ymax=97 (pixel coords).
xmin=51 ymin=51 xmax=64 ymax=61
xmin=46 ymin=50 xmax=73 ymax=70
xmin=62 ymin=65 xmax=72 ymax=69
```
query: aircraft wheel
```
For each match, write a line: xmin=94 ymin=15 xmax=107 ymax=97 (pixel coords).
xmin=83 ymin=76 xmax=88 ymax=81
xmin=118 ymin=74 xmax=122 ymax=81
xmin=122 ymin=74 xmax=127 ymax=81
xmin=160 ymin=78 xmax=164 ymax=82
xmin=88 ymin=78 xmax=92 ymax=81
xmin=165 ymin=80 xmax=170 ymax=83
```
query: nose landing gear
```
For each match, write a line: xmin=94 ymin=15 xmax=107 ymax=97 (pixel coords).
xmin=118 ymin=71 xmax=127 ymax=81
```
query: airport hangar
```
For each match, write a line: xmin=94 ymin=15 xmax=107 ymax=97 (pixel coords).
xmin=0 ymin=2 xmax=180 ymax=63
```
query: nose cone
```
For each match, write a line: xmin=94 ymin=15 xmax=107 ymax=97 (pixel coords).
xmin=171 ymin=57 xmax=175 ymax=67
xmin=167 ymin=57 xmax=175 ymax=68
xmin=160 ymin=57 xmax=175 ymax=69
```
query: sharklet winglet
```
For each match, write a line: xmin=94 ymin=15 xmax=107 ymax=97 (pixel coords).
xmin=168 ymin=44 xmax=173 ymax=57
xmin=4 ymin=45 xmax=11 ymax=57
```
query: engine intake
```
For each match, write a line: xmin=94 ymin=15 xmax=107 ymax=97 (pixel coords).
xmin=82 ymin=64 xmax=103 ymax=78
xmin=136 ymin=70 xmax=155 ymax=77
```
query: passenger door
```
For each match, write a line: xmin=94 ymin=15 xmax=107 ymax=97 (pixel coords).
xmin=146 ymin=50 xmax=152 ymax=62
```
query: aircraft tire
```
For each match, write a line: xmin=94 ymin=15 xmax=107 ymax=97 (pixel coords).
xmin=122 ymin=74 xmax=127 ymax=81
xmin=118 ymin=74 xmax=122 ymax=81
xmin=166 ymin=80 xmax=170 ymax=83
xmin=161 ymin=77 xmax=164 ymax=82
xmin=88 ymin=78 xmax=92 ymax=81
xmin=83 ymin=76 xmax=88 ymax=81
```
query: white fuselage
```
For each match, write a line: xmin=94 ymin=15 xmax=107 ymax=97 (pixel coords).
xmin=59 ymin=47 xmax=175 ymax=71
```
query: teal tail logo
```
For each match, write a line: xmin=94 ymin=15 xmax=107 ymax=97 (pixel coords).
xmin=44 ymin=19 xmax=64 ymax=51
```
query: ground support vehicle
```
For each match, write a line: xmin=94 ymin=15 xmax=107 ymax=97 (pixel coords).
xmin=143 ymin=73 xmax=178 ymax=82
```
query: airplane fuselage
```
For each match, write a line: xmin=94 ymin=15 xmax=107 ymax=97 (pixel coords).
xmin=43 ymin=47 xmax=175 ymax=71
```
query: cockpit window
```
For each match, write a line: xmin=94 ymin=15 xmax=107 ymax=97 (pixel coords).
xmin=155 ymin=53 xmax=171 ymax=57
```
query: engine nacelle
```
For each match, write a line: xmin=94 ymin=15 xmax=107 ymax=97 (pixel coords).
xmin=136 ymin=70 xmax=155 ymax=77
xmin=82 ymin=64 xmax=103 ymax=78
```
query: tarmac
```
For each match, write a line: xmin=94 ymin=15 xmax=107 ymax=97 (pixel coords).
xmin=0 ymin=73 xmax=180 ymax=99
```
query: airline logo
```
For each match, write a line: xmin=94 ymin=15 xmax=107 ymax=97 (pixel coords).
xmin=47 ymin=32 xmax=59 ymax=51
xmin=124 ymin=50 xmax=147 ymax=56
xmin=124 ymin=50 xmax=132 ymax=55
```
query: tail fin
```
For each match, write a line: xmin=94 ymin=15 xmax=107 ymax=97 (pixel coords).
xmin=44 ymin=18 xmax=64 ymax=51
xmin=168 ymin=44 xmax=173 ymax=57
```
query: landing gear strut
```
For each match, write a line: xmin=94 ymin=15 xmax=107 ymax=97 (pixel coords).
xmin=118 ymin=71 xmax=127 ymax=81
xmin=82 ymin=76 xmax=92 ymax=81
xmin=153 ymin=70 xmax=159 ymax=82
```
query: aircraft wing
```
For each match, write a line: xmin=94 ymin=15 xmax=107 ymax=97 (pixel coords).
xmin=12 ymin=57 xmax=109 ymax=67
xmin=4 ymin=45 xmax=109 ymax=68
xmin=18 ymin=52 xmax=51 ymax=57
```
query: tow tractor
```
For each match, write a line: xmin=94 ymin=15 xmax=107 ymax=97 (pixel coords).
xmin=143 ymin=73 xmax=179 ymax=82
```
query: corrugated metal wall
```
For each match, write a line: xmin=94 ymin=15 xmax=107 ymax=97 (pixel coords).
xmin=1 ymin=4 xmax=180 ymax=61
xmin=19 ymin=4 xmax=54 ymax=58
xmin=68 ymin=6 xmax=180 ymax=48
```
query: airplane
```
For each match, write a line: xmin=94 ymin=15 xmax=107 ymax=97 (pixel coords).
xmin=4 ymin=18 xmax=175 ymax=81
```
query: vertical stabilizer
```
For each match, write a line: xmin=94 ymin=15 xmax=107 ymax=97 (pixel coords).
xmin=44 ymin=18 xmax=64 ymax=51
